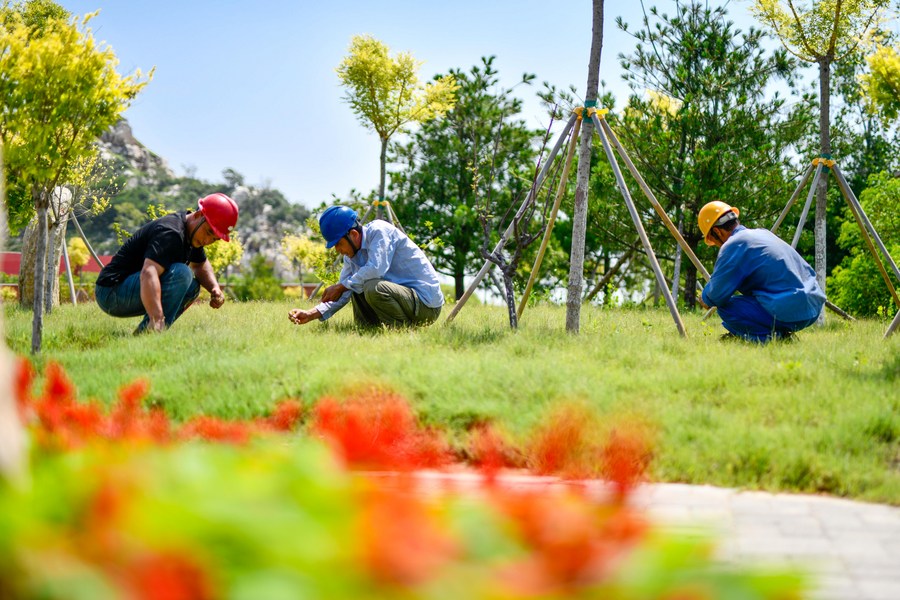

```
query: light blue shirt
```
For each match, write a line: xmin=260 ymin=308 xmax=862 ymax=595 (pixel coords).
xmin=702 ymin=225 xmax=825 ymax=323
xmin=315 ymin=220 xmax=444 ymax=320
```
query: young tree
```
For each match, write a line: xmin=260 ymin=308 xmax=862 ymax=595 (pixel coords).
xmin=336 ymin=34 xmax=458 ymax=215
xmin=566 ymin=0 xmax=604 ymax=333
xmin=751 ymin=0 xmax=888 ymax=311
xmin=0 ymin=3 xmax=150 ymax=353
xmin=390 ymin=57 xmax=539 ymax=299
xmin=614 ymin=1 xmax=812 ymax=308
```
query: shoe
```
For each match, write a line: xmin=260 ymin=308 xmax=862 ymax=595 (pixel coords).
xmin=720 ymin=332 xmax=739 ymax=341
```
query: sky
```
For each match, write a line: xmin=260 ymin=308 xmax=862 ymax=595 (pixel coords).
xmin=55 ymin=0 xmax=766 ymax=210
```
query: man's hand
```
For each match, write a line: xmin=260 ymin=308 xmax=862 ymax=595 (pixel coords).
xmin=321 ymin=283 xmax=348 ymax=303
xmin=149 ymin=316 xmax=166 ymax=332
xmin=289 ymin=308 xmax=321 ymax=326
xmin=209 ymin=287 xmax=225 ymax=309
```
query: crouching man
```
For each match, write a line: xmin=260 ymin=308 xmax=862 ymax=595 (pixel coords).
xmin=698 ymin=201 xmax=825 ymax=342
xmin=95 ymin=193 xmax=239 ymax=334
xmin=289 ymin=206 xmax=444 ymax=329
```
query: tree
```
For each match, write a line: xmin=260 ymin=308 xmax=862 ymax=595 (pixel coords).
xmin=66 ymin=236 xmax=89 ymax=276
xmin=566 ymin=0 xmax=604 ymax=333
xmin=390 ymin=57 xmax=539 ymax=299
xmin=335 ymin=34 xmax=458 ymax=214
xmin=827 ymin=170 xmax=900 ymax=315
xmin=861 ymin=43 xmax=900 ymax=120
xmin=0 ymin=3 xmax=150 ymax=353
xmin=751 ymin=0 xmax=888 ymax=312
xmin=281 ymin=233 xmax=327 ymax=284
xmin=205 ymin=232 xmax=244 ymax=279
xmin=613 ymin=1 xmax=812 ymax=308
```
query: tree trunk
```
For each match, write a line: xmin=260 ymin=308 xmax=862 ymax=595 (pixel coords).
xmin=502 ymin=272 xmax=518 ymax=329
xmin=670 ymin=212 xmax=683 ymax=300
xmin=454 ymin=266 xmax=465 ymax=301
xmin=815 ymin=58 xmax=831 ymax=326
xmin=0 ymin=144 xmax=27 ymax=482
xmin=18 ymin=187 xmax=71 ymax=313
xmin=378 ymin=136 xmax=388 ymax=220
xmin=31 ymin=190 xmax=49 ymax=354
xmin=565 ymin=0 xmax=604 ymax=333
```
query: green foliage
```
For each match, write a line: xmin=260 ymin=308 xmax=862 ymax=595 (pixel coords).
xmin=336 ymin=34 xmax=458 ymax=143
xmin=0 ymin=3 xmax=151 ymax=227
xmin=827 ymin=171 xmax=900 ymax=316
xmin=336 ymin=33 xmax=459 ymax=201
xmin=229 ymin=254 xmax=284 ymax=301
xmin=65 ymin=236 xmax=89 ymax=272
xmin=390 ymin=57 xmax=539 ymax=300
xmin=827 ymin=243 xmax=900 ymax=316
xmin=205 ymin=232 xmax=244 ymax=277
xmin=863 ymin=44 xmax=900 ymax=120
xmin=300 ymin=214 xmax=341 ymax=287
xmin=615 ymin=2 xmax=812 ymax=306
xmin=281 ymin=232 xmax=327 ymax=282
xmin=0 ymin=439 xmax=807 ymax=599
xmin=751 ymin=0 xmax=888 ymax=63
xmin=4 ymin=302 xmax=900 ymax=504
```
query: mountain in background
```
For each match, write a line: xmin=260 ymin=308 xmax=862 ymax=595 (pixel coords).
xmin=76 ymin=118 xmax=312 ymax=274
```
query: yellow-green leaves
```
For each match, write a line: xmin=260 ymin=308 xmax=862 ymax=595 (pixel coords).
xmin=861 ymin=44 xmax=900 ymax=120
xmin=0 ymin=9 xmax=151 ymax=215
xmin=751 ymin=0 xmax=886 ymax=62
xmin=335 ymin=34 xmax=458 ymax=141
xmin=205 ymin=232 xmax=244 ymax=277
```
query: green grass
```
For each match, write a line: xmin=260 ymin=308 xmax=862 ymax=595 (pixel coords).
xmin=5 ymin=299 xmax=900 ymax=504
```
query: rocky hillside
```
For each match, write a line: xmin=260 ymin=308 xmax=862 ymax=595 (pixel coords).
xmin=77 ymin=119 xmax=312 ymax=277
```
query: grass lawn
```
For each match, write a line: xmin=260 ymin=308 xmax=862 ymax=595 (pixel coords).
xmin=5 ymin=299 xmax=900 ymax=504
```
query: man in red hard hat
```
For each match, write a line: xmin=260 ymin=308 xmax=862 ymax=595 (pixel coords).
xmin=95 ymin=193 xmax=239 ymax=334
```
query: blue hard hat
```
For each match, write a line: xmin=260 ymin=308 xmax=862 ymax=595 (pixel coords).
xmin=319 ymin=205 xmax=359 ymax=248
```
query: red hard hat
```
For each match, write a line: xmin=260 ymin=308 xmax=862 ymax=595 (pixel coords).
xmin=198 ymin=193 xmax=238 ymax=242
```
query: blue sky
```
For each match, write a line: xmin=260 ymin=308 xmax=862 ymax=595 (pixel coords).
xmin=57 ymin=1 xmax=762 ymax=209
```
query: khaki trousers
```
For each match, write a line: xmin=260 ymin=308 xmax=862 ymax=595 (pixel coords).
xmin=351 ymin=279 xmax=441 ymax=328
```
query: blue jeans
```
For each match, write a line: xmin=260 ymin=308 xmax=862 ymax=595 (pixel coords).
xmin=95 ymin=263 xmax=201 ymax=332
xmin=716 ymin=295 xmax=819 ymax=343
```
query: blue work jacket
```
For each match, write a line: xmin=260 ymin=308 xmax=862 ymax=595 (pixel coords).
xmin=701 ymin=225 xmax=825 ymax=323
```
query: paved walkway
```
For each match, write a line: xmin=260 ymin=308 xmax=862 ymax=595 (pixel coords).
xmin=383 ymin=471 xmax=900 ymax=600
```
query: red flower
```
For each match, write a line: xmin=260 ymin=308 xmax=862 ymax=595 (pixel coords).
xmin=468 ymin=424 xmax=520 ymax=485
xmin=14 ymin=357 xmax=34 ymax=421
xmin=311 ymin=390 xmax=450 ymax=470
xmin=601 ymin=426 xmax=652 ymax=501
xmin=179 ymin=416 xmax=251 ymax=444
xmin=265 ymin=399 xmax=304 ymax=432
xmin=358 ymin=484 xmax=458 ymax=585
xmin=527 ymin=404 xmax=599 ymax=479
xmin=127 ymin=551 xmax=215 ymax=600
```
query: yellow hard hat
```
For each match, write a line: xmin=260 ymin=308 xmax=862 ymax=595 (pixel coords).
xmin=698 ymin=201 xmax=740 ymax=246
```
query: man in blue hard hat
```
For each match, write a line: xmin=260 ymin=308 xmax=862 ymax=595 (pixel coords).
xmin=288 ymin=205 xmax=444 ymax=328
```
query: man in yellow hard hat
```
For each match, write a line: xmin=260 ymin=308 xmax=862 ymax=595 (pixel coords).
xmin=698 ymin=201 xmax=825 ymax=342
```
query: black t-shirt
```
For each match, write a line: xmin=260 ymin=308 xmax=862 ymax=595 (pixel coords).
xmin=96 ymin=211 xmax=207 ymax=287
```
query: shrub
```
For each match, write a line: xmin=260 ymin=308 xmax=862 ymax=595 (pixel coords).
xmin=230 ymin=255 xmax=284 ymax=301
